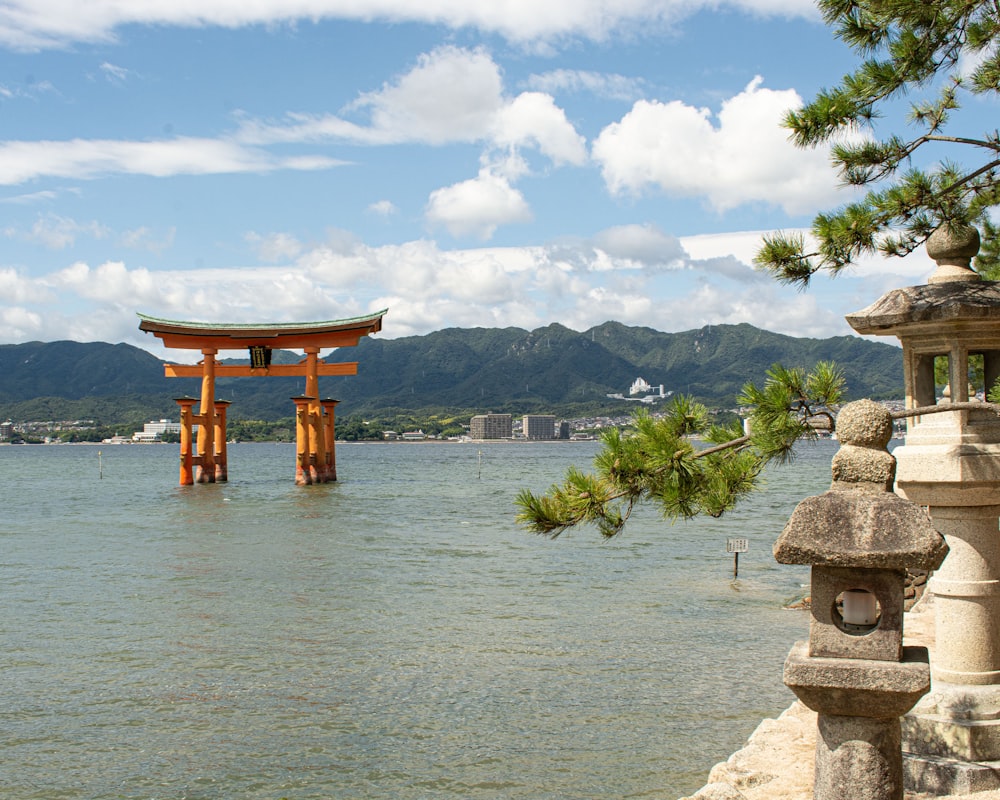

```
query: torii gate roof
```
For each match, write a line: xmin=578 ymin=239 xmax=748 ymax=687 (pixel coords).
xmin=137 ymin=309 xmax=387 ymax=350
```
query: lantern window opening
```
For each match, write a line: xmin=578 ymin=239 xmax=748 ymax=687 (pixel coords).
xmin=833 ymin=588 xmax=882 ymax=636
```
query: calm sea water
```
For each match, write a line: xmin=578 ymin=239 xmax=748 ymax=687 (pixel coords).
xmin=0 ymin=439 xmax=834 ymax=799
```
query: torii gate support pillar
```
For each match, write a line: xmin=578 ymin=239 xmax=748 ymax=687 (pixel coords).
xmin=214 ymin=399 xmax=231 ymax=482
xmin=292 ymin=395 xmax=315 ymax=486
xmin=322 ymin=398 xmax=340 ymax=482
xmin=175 ymin=396 xmax=198 ymax=486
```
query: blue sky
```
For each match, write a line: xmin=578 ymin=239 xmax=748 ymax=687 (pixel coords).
xmin=0 ymin=0 xmax=970 ymax=358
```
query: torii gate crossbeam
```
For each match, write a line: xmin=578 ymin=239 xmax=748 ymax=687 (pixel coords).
xmin=138 ymin=310 xmax=386 ymax=486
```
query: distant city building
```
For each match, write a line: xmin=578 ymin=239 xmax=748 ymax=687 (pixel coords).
xmin=401 ymin=430 xmax=427 ymax=440
xmin=630 ymin=377 xmax=653 ymax=395
xmin=0 ymin=420 xmax=13 ymax=441
xmin=132 ymin=419 xmax=182 ymax=443
xmin=558 ymin=421 xmax=570 ymax=440
xmin=469 ymin=413 xmax=512 ymax=440
xmin=523 ymin=414 xmax=556 ymax=440
xmin=607 ymin=377 xmax=671 ymax=404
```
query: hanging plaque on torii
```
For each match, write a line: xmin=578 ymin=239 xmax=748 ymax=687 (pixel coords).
xmin=137 ymin=310 xmax=386 ymax=486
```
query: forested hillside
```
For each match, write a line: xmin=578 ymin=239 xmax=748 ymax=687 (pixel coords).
xmin=0 ymin=322 xmax=903 ymax=424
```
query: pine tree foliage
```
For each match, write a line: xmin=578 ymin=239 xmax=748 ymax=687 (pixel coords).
xmin=755 ymin=0 xmax=1000 ymax=285
xmin=516 ymin=362 xmax=845 ymax=538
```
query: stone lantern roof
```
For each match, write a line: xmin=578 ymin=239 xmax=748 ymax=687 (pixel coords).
xmin=773 ymin=491 xmax=948 ymax=569
xmin=845 ymin=281 xmax=1000 ymax=336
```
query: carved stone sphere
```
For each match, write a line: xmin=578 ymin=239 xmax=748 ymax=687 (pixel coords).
xmin=837 ymin=399 xmax=893 ymax=449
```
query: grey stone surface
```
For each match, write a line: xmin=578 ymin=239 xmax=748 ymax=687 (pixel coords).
xmin=784 ymin=641 xmax=931 ymax=719
xmin=773 ymin=491 xmax=948 ymax=570
xmin=895 ymin=445 xmax=1000 ymax=504
xmin=830 ymin=400 xmax=897 ymax=491
xmin=808 ymin=566 xmax=904 ymax=661
xmin=903 ymin=750 xmax=1000 ymax=795
xmin=846 ymin=281 xmax=1000 ymax=335
xmin=836 ymin=400 xmax=895 ymax=449
xmin=904 ymin=710 xmax=1000 ymax=762
xmin=912 ymin=682 xmax=1000 ymax=720
xmin=925 ymin=224 xmax=982 ymax=284
xmin=815 ymin=713 xmax=903 ymax=800
xmin=904 ymin=683 xmax=1000 ymax=762
xmin=831 ymin=444 xmax=896 ymax=492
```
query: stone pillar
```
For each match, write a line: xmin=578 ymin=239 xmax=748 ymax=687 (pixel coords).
xmin=926 ymin=505 xmax=1000 ymax=684
xmin=776 ymin=401 xmax=948 ymax=800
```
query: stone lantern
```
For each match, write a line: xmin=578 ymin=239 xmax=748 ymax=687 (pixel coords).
xmin=776 ymin=400 xmax=948 ymax=800
xmin=845 ymin=224 xmax=1000 ymax=793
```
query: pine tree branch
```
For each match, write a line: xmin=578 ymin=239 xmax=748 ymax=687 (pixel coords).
xmin=925 ymin=134 xmax=1000 ymax=151
xmin=892 ymin=401 xmax=1000 ymax=419
xmin=690 ymin=434 xmax=751 ymax=459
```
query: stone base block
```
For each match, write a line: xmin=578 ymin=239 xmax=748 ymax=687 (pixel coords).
xmin=903 ymin=683 xmax=1000 ymax=761
xmin=783 ymin=641 xmax=931 ymax=718
xmin=903 ymin=751 xmax=1000 ymax=795
xmin=903 ymin=712 xmax=1000 ymax=762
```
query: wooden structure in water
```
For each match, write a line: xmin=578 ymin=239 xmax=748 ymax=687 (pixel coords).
xmin=138 ymin=310 xmax=386 ymax=485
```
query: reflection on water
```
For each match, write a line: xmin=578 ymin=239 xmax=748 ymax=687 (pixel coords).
xmin=0 ymin=440 xmax=832 ymax=799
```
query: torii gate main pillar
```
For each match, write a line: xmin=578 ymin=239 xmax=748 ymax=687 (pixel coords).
xmin=196 ymin=348 xmax=218 ymax=483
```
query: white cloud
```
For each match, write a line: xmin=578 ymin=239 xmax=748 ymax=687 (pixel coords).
xmin=48 ymin=260 xmax=161 ymax=306
xmin=99 ymin=61 xmax=130 ymax=83
xmin=238 ymin=46 xmax=504 ymax=147
xmin=25 ymin=214 xmax=109 ymax=249
xmin=490 ymin=91 xmax=588 ymax=166
xmin=592 ymin=76 xmax=848 ymax=215
xmin=0 ymin=1 xmax=820 ymax=51
xmin=426 ymin=170 xmax=533 ymax=239
xmin=525 ymin=69 xmax=646 ymax=101
xmin=240 ymin=47 xmax=587 ymax=170
xmin=592 ymin=223 xmax=686 ymax=267
xmin=0 ymin=266 xmax=55 ymax=303
xmin=5 ymin=223 xmax=934 ymax=356
xmin=0 ymin=79 xmax=58 ymax=100
xmin=351 ymin=46 xmax=504 ymax=145
xmin=120 ymin=225 xmax=175 ymax=254
xmin=681 ymin=228 xmax=937 ymax=285
xmin=0 ymin=137 xmax=345 ymax=185
xmin=368 ymin=200 xmax=398 ymax=216
xmin=0 ymin=305 xmax=45 ymax=340
xmin=0 ymin=189 xmax=59 ymax=205
xmin=245 ymin=231 xmax=305 ymax=262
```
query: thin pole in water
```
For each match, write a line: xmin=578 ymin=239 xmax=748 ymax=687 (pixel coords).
xmin=98 ymin=450 xmax=103 ymax=479
xmin=726 ymin=537 xmax=748 ymax=581
xmin=477 ymin=450 xmax=482 ymax=480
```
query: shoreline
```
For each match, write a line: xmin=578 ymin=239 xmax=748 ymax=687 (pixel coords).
xmin=679 ymin=599 xmax=1000 ymax=800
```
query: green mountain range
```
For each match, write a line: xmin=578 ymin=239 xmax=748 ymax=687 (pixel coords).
xmin=0 ymin=322 xmax=903 ymax=425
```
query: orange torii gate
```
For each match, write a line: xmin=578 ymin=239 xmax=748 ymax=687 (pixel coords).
xmin=137 ymin=310 xmax=386 ymax=486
